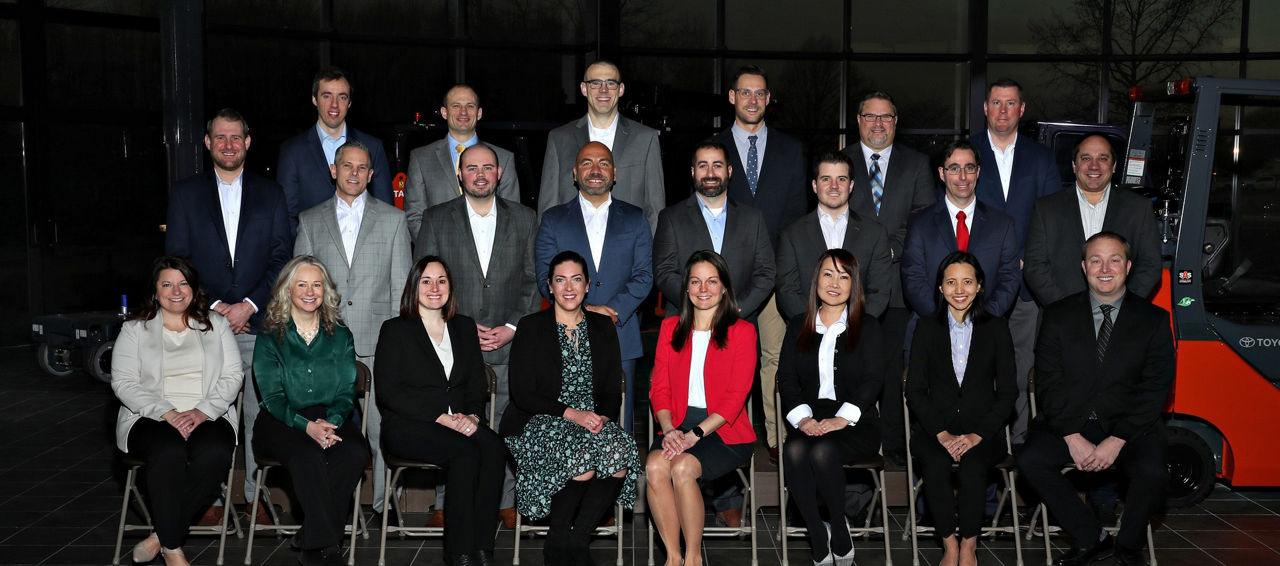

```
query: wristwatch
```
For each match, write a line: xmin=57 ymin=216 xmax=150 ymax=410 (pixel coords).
xmin=690 ymin=426 xmax=705 ymax=439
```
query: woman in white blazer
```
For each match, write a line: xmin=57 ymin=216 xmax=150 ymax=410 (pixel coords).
xmin=111 ymin=256 xmax=243 ymax=566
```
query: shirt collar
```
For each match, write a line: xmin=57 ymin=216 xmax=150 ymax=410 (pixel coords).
xmin=818 ymin=206 xmax=848 ymax=224
xmin=695 ymin=194 xmax=725 ymax=216
xmin=814 ymin=307 xmax=849 ymax=334
xmin=1076 ymin=184 xmax=1112 ymax=209
xmin=335 ymin=190 xmax=367 ymax=211
xmin=215 ymin=171 xmax=244 ymax=190
xmin=447 ymin=133 xmax=478 ymax=148
xmin=578 ymin=192 xmax=612 ymax=214
xmin=586 ymin=113 xmax=619 ymax=133
xmin=946 ymin=313 xmax=973 ymax=330
xmin=944 ymin=196 xmax=977 ymax=220
xmin=986 ymin=129 xmax=1018 ymax=154
xmin=731 ymin=122 xmax=767 ymax=142
xmin=1089 ymin=291 xmax=1126 ymax=312
xmin=465 ymin=196 xmax=496 ymax=219
xmin=315 ymin=121 xmax=347 ymax=143
xmin=861 ymin=142 xmax=893 ymax=161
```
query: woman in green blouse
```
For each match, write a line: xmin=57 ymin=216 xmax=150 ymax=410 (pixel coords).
xmin=253 ymin=255 xmax=369 ymax=566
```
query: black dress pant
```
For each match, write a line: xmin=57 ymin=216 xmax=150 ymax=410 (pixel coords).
xmin=1017 ymin=422 xmax=1166 ymax=550
xmin=910 ymin=428 xmax=1007 ymax=538
xmin=127 ymin=417 xmax=236 ymax=549
xmin=382 ymin=417 xmax=505 ymax=556
xmin=253 ymin=408 xmax=369 ymax=551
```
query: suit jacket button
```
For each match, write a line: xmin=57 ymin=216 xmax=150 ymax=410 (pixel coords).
xmin=595 ymin=281 xmax=602 ymax=287
xmin=484 ymin=283 xmax=490 ymax=288
xmin=348 ymin=300 xmax=353 ymax=306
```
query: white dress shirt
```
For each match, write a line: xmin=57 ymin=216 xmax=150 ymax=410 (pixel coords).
xmin=587 ymin=113 xmax=619 ymax=151
xmin=818 ymin=207 xmax=849 ymax=250
xmin=687 ymin=330 xmax=711 ymax=409
xmin=215 ymin=172 xmax=244 ymax=262
xmin=944 ymin=197 xmax=976 ymax=237
xmin=316 ymin=122 xmax=347 ymax=167
xmin=428 ymin=326 xmax=456 ymax=412
xmin=1077 ymin=185 xmax=1111 ymax=239
xmin=578 ymin=193 xmax=612 ymax=270
xmin=466 ymin=198 xmax=498 ymax=276
xmin=987 ymin=130 xmax=1017 ymax=200
xmin=860 ymin=143 xmax=894 ymax=175
xmin=785 ymin=308 xmax=863 ymax=427
xmin=335 ymin=192 xmax=367 ymax=266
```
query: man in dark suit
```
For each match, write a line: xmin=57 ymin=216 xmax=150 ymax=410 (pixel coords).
xmin=293 ymin=139 xmax=412 ymax=522
xmin=538 ymin=60 xmax=665 ymax=233
xmin=902 ymin=140 xmax=1020 ymax=319
xmin=165 ymin=108 xmax=292 ymax=523
xmin=404 ymin=84 xmax=520 ymax=240
xmin=1024 ymin=135 xmax=1162 ymax=306
xmin=708 ymin=65 xmax=809 ymax=457
xmin=414 ymin=143 xmax=542 ymax=528
xmin=776 ymin=151 xmax=892 ymax=320
xmin=840 ymin=91 xmax=936 ymax=462
xmin=1018 ymin=232 xmax=1174 ymax=566
xmin=276 ymin=66 xmax=393 ymax=232
xmin=535 ymin=141 xmax=652 ymax=433
xmin=970 ymin=78 xmax=1064 ymax=443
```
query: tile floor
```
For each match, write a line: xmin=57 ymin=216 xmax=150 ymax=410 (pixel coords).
xmin=3 ymin=346 xmax=1279 ymax=566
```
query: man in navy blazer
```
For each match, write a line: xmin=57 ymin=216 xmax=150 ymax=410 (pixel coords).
xmin=902 ymin=140 xmax=1020 ymax=319
xmin=277 ymin=67 xmax=392 ymax=232
xmin=165 ymin=108 xmax=292 ymax=518
xmin=969 ymin=78 xmax=1064 ymax=443
xmin=535 ymin=141 xmax=653 ymax=433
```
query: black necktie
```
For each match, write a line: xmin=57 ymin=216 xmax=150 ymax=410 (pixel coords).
xmin=1097 ymin=304 xmax=1114 ymax=362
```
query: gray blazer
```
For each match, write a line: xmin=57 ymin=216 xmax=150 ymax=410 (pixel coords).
xmin=111 ymin=313 xmax=243 ymax=452
xmin=537 ymin=115 xmax=666 ymax=233
xmin=775 ymin=210 xmax=894 ymax=320
xmin=404 ymin=138 xmax=520 ymax=240
xmin=413 ymin=196 xmax=542 ymax=365
xmin=294 ymin=195 xmax=412 ymax=357
xmin=653 ymin=195 xmax=776 ymax=318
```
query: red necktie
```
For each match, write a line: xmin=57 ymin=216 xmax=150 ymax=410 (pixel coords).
xmin=956 ymin=210 xmax=969 ymax=252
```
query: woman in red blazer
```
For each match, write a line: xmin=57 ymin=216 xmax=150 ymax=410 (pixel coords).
xmin=646 ymin=250 xmax=757 ymax=566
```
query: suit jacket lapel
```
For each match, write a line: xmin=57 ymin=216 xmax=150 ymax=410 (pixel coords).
xmin=933 ymin=205 xmax=957 ymax=252
xmin=451 ymin=200 xmax=486 ymax=278
xmin=352 ymin=199 xmax=380 ymax=264
xmin=612 ymin=117 xmax=632 ymax=159
xmin=307 ymin=130 xmax=329 ymax=173
xmin=203 ymin=178 xmax=233 ymax=261
xmin=319 ymin=197 xmax=349 ymax=266
xmin=850 ymin=153 xmax=876 ymax=217
xmin=436 ymin=143 xmax=458 ymax=195
xmin=574 ymin=117 xmax=591 ymax=153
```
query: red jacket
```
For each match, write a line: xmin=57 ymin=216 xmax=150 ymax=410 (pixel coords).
xmin=650 ymin=316 xmax=758 ymax=445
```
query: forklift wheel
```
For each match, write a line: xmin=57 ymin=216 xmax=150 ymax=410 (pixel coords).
xmin=1167 ymin=426 xmax=1216 ymax=507
xmin=85 ymin=340 xmax=114 ymax=383
xmin=37 ymin=343 xmax=75 ymax=377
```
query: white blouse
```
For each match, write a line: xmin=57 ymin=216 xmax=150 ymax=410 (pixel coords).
xmin=686 ymin=330 xmax=711 ymax=409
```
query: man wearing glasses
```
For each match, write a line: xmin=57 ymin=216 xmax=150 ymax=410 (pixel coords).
xmin=901 ymin=140 xmax=1020 ymax=320
xmin=538 ymin=60 xmax=666 ymax=233
xmin=840 ymin=92 xmax=936 ymax=465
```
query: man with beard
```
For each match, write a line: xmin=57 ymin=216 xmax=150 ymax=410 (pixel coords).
xmin=166 ymin=108 xmax=292 ymax=525
xmin=534 ymin=141 xmax=653 ymax=433
xmin=414 ymin=143 xmax=542 ymax=529
xmin=652 ymin=141 xmax=774 ymax=527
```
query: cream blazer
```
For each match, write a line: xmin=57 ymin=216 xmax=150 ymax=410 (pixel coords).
xmin=111 ymin=312 xmax=243 ymax=452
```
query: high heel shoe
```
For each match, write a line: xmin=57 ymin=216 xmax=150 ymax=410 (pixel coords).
xmin=160 ymin=547 xmax=189 ymax=566
xmin=131 ymin=534 xmax=160 ymax=563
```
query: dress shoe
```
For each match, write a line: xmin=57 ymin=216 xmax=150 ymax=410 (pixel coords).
xmin=715 ymin=508 xmax=743 ymax=528
xmin=1053 ymin=533 xmax=1113 ymax=566
xmin=299 ymin=545 xmax=344 ymax=566
xmin=447 ymin=552 xmax=477 ymax=566
xmin=475 ymin=549 xmax=495 ymax=566
xmin=195 ymin=504 xmax=225 ymax=526
xmin=499 ymin=507 xmax=517 ymax=529
xmin=1113 ymin=545 xmax=1146 ymax=566
xmin=425 ymin=509 xmax=446 ymax=528
xmin=160 ymin=546 xmax=189 ymax=566
xmin=131 ymin=533 xmax=160 ymax=563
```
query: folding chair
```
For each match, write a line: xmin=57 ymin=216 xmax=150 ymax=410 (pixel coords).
xmin=244 ymin=360 xmax=372 ymax=566
xmin=774 ymin=394 xmax=890 ymax=566
xmin=113 ymin=394 xmax=245 ymax=566
xmin=1024 ymin=376 xmax=1157 ymax=566
xmin=377 ymin=364 xmax=498 ymax=566
xmin=647 ymin=395 xmax=758 ymax=566
xmin=513 ymin=389 xmax=627 ymax=566
xmin=902 ymin=392 xmax=1023 ymax=566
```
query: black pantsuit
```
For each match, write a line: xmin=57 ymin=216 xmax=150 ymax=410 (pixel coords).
xmin=126 ymin=418 xmax=235 ymax=548
xmin=253 ymin=407 xmax=368 ymax=551
xmin=910 ymin=429 xmax=1007 ymax=538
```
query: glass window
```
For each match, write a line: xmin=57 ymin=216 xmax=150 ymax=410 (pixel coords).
xmin=621 ymin=0 xmax=714 ymax=49
xmin=204 ymin=34 xmax=323 ymax=131
xmin=206 ymin=0 xmax=322 ymax=30
xmin=332 ymin=43 xmax=448 ymax=127
xmin=468 ymin=50 xmax=572 ymax=123
xmin=851 ymin=0 xmax=966 ymax=53
xmin=987 ymin=62 xmax=1097 ymax=124
xmin=620 ymin=56 xmax=717 ymax=131
xmin=849 ymin=62 xmax=966 ymax=130
xmin=333 ymin=1 xmax=448 ymax=36
xmin=1249 ymin=1 xmax=1280 ymax=52
xmin=0 ymin=19 xmax=18 ymax=106
xmin=46 ymin=0 xmax=159 ymax=17
xmin=45 ymin=24 xmax=159 ymax=111
xmin=989 ymin=0 xmax=1092 ymax=55
xmin=1112 ymin=0 xmax=1240 ymax=54
xmin=0 ymin=121 xmax=28 ymax=345
xmin=725 ymin=0 xmax=841 ymax=51
xmin=1108 ymin=61 xmax=1240 ymax=124
xmin=469 ymin=0 xmax=584 ymax=44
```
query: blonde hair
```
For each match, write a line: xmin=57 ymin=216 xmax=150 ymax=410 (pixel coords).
xmin=262 ymin=255 xmax=344 ymax=341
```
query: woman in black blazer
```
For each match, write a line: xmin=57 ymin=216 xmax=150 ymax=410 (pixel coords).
xmin=905 ymin=251 xmax=1017 ymax=566
xmin=375 ymin=256 xmax=505 ymax=566
xmin=777 ymin=249 xmax=885 ymax=566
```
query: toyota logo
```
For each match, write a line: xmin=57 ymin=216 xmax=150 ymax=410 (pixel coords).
xmin=1240 ymin=337 xmax=1256 ymax=348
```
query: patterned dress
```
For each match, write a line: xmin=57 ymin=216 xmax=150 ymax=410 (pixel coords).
xmin=504 ymin=317 xmax=641 ymax=519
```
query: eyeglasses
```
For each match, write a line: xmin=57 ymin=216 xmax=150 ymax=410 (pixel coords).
xmin=584 ymin=79 xmax=620 ymax=90
xmin=943 ymin=163 xmax=979 ymax=175
xmin=735 ymin=88 xmax=769 ymax=100
xmin=859 ymin=113 xmax=897 ymax=123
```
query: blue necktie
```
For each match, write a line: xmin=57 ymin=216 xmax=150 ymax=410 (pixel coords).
xmin=870 ymin=153 xmax=884 ymax=215
xmin=747 ymin=135 xmax=760 ymax=196
xmin=1097 ymin=304 xmax=1114 ymax=362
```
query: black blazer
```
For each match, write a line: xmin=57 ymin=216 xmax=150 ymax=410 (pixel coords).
xmin=710 ymin=127 xmax=810 ymax=247
xmin=774 ymin=210 xmax=893 ymax=320
xmin=653 ymin=195 xmax=776 ymax=318
xmin=906 ymin=315 xmax=1017 ymax=442
xmin=841 ymin=142 xmax=937 ymax=308
xmin=1023 ymin=187 xmax=1162 ymax=306
xmin=374 ymin=315 xmax=488 ymax=426
xmin=776 ymin=314 xmax=885 ymax=430
xmin=901 ymin=200 xmax=1021 ymax=318
xmin=499 ymin=310 xmax=623 ymax=438
xmin=1033 ymin=292 xmax=1175 ymax=441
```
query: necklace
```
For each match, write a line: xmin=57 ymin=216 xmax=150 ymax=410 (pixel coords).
xmin=297 ymin=320 xmax=320 ymax=345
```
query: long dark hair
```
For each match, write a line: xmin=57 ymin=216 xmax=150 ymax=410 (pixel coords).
xmin=797 ymin=249 xmax=864 ymax=352
xmin=671 ymin=250 xmax=740 ymax=351
xmin=399 ymin=255 xmax=457 ymax=321
xmin=131 ymin=255 xmax=211 ymax=332
xmin=931 ymin=251 xmax=989 ymax=324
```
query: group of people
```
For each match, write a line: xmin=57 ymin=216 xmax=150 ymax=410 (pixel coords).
xmin=108 ymin=60 xmax=1174 ymax=566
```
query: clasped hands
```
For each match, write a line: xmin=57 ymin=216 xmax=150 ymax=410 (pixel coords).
xmin=565 ymin=407 xmax=608 ymax=435
xmin=306 ymin=418 xmax=343 ymax=449
xmin=659 ymin=428 xmax=699 ymax=460
xmin=1065 ymin=433 xmax=1125 ymax=472
xmin=162 ymin=409 xmax=209 ymax=439
xmin=437 ymin=412 xmax=482 ymax=436
xmin=476 ymin=324 xmax=515 ymax=352
xmin=212 ymin=301 xmax=255 ymax=334
xmin=797 ymin=416 xmax=850 ymax=437
xmin=936 ymin=431 xmax=983 ymax=462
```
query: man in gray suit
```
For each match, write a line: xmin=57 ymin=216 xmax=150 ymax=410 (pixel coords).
xmin=414 ymin=143 xmax=542 ymax=528
xmin=404 ymin=84 xmax=520 ymax=240
xmin=839 ymin=91 xmax=937 ymax=464
xmin=538 ymin=60 xmax=665 ymax=233
xmin=293 ymin=139 xmax=412 ymax=521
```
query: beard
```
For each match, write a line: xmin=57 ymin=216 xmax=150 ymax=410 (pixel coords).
xmin=694 ymin=175 xmax=727 ymax=199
